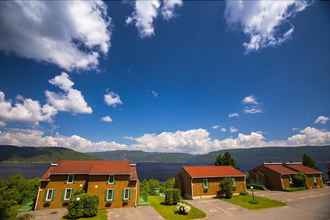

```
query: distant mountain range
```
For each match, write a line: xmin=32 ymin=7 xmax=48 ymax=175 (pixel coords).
xmin=0 ymin=145 xmax=95 ymax=163
xmin=1 ymin=145 xmax=329 ymax=172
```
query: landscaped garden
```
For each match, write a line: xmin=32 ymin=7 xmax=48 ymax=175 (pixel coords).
xmin=148 ymin=196 xmax=206 ymax=220
xmin=222 ymin=194 xmax=286 ymax=210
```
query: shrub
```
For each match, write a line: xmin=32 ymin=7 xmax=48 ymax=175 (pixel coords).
xmin=164 ymin=188 xmax=181 ymax=205
xmin=175 ymin=202 xmax=191 ymax=215
xmin=292 ymin=173 xmax=306 ymax=187
xmin=67 ymin=192 xmax=98 ymax=219
xmin=220 ymin=178 xmax=234 ymax=199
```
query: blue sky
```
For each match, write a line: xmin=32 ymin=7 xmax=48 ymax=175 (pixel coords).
xmin=0 ymin=0 xmax=329 ymax=153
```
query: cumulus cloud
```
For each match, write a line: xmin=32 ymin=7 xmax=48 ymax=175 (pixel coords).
xmin=228 ymin=113 xmax=239 ymax=118
xmin=161 ymin=0 xmax=183 ymax=20
xmin=126 ymin=0 xmax=182 ymax=38
xmin=229 ymin=127 xmax=239 ymax=133
xmin=242 ymin=95 xmax=258 ymax=105
xmin=104 ymin=91 xmax=123 ymax=107
xmin=212 ymin=125 xmax=220 ymax=129
xmin=0 ymin=0 xmax=111 ymax=70
xmin=242 ymin=95 xmax=262 ymax=114
xmin=0 ymin=91 xmax=57 ymax=125
xmin=0 ymin=129 xmax=127 ymax=152
xmin=287 ymin=127 xmax=330 ymax=146
xmin=314 ymin=115 xmax=329 ymax=125
xmin=101 ymin=116 xmax=113 ymax=123
xmin=225 ymin=0 xmax=311 ymax=52
xmin=45 ymin=72 xmax=92 ymax=114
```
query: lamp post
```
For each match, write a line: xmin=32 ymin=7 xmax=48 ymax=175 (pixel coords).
xmin=250 ymin=186 xmax=255 ymax=201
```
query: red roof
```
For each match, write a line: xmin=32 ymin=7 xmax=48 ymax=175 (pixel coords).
xmin=41 ymin=160 xmax=135 ymax=180
xmin=263 ymin=164 xmax=297 ymax=175
xmin=183 ymin=165 xmax=245 ymax=178
xmin=284 ymin=164 xmax=321 ymax=175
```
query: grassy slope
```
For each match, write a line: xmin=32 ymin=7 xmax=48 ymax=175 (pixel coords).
xmin=222 ymin=195 xmax=286 ymax=209
xmin=148 ymin=196 xmax=206 ymax=220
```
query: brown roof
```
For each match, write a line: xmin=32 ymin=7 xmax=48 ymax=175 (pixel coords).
xmin=41 ymin=160 xmax=135 ymax=180
xmin=284 ymin=164 xmax=321 ymax=175
xmin=183 ymin=165 xmax=245 ymax=178
xmin=263 ymin=164 xmax=297 ymax=175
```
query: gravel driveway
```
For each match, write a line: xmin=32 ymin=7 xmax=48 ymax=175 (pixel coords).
xmin=108 ymin=206 xmax=164 ymax=220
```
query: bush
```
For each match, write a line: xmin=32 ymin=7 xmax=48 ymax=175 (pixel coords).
xmin=164 ymin=188 xmax=181 ymax=205
xmin=67 ymin=193 xmax=98 ymax=219
xmin=220 ymin=178 xmax=234 ymax=199
xmin=175 ymin=202 xmax=191 ymax=215
xmin=292 ymin=173 xmax=306 ymax=187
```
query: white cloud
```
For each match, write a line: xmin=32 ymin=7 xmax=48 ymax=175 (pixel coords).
xmin=0 ymin=0 xmax=111 ymax=70
xmin=101 ymin=116 xmax=112 ymax=123
xmin=242 ymin=95 xmax=262 ymax=114
xmin=229 ymin=127 xmax=239 ymax=133
xmin=228 ymin=113 xmax=239 ymax=118
xmin=161 ymin=0 xmax=183 ymax=20
xmin=220 ymin=128 xmax=227 ymax=132
xmin=242 ymin=95 xmax=258 ymax=105
xmin=0 ymin=129 xmax=127 ymax=152
xmin=212 ymin=125 xmax=220 ymax=129
xmin=45 ymin=72 xmax=92 ymax=114
xmin=287 ymin=127 xmax=330 ymax=146
xmin=0 ymin=90 xmax=57 ymax=125
xmin=314 ymin=115 xmax=329 ymax=125
xmin=225 ymin=0 xmax=310 ymax=53
xmin=104 ymin=91 xmax=123 ymax=107
xmin=243 ymin=107 xmax=262 ymax=114
xmin=127 ymin=0 xmax=182 ymax=38
xmin=151 ymin=90 xmax=159 ymax=98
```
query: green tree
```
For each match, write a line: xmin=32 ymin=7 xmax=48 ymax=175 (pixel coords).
xmin=302 ymin=154 xmax=316 ymax=168
xmin=215 ymin=152 xmax=236 ymax=167
xmin=293 ymin=172 xmax=306 ymax=187
xmin=219 ymin=178 xmax=234 ymax=199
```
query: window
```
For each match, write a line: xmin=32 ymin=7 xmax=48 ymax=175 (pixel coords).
xmin=46 ymin=189 xmax=54 ymax=202
xmin=289 ymin=176 xmax=293 ymax=184
xmin=67 ymin=175 xmax=74 ymax=184
xmin=64 ymin=188 xmax=72 ymax=201
xmin=232 ymin=178 xmax=236 ymax=187
xmin=108 ymin=175 xmax=115 ymax=184
xmin=123 ymin=188 xmax=129 ymax=201
xmin=313 ymin=176 xmax=317 ymax=184
xmin=106 ymin=189 xmax=114 ymax=201
xmin=202 ymin=179 xmax=208 ymax=189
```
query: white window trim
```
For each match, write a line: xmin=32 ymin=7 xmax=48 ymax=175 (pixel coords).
xmin=106 ymin=189 xmax=114 ymax=201
xmin=123 ymin=188 xmax=129 ymax=201
xmin=46 ymin=188 xmax=54 ymax=202
xmin=108 ymin=175 xmax=115 ymax=184
xmin=202 ymin=179 xmax=208 ymax=188
xmin=64 ymin=188 xmax=72 ymax=201
xmin=67 ymin=175 xmax=74 ymax=184
xmin=289 ymin=176 xmax=293 ymax=184
xmin=232 ymin=178 xmax=236 ymax=187
xmin=313 ymin=176 xmax=317 ymax=183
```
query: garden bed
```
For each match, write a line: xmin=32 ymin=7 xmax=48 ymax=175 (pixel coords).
xmin=148 ymin=196 xmax=206 ymax=220
xmin=222 ymin=195 xmax=286 ymax=210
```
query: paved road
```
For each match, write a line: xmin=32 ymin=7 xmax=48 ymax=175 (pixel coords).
xmin=188 ymin=187 xmax=330 ymax=220
xmin=108 ymin=206 xmax=164 ymax=220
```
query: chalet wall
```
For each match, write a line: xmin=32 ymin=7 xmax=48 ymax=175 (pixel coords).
xmin=36 ymin=174 xmax=138 ymax=210
xmin=175 ymin=170 xmax=192 ymax=199
xmin=305 ymin=174 xmax=322 ymax=189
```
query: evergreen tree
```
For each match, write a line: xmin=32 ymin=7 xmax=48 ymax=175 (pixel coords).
xmin=214 ymin=152 xmax=236 ymax=167
xmin=302 ymin=154 xmax=316 ymax=168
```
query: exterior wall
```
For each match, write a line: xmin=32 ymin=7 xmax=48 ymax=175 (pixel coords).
xmin=191 ymin=176 xmax=246 ymax=199
xmin=281 ymin=175 xmax=294 ymax=189
xmin=175 ymin=170 xmax=192 ymax=199
xmin=87 ymin=175 xmax=138 ymax=208
xmin=36 ymin=174 xmax=88 ymax=210
xmin=305 ymin=174 xmax=322 ymax=189
xmin=35 ymin=174 xmax=138 ymax=210
xmin=250 ymin=166 xmax=285 ymax=190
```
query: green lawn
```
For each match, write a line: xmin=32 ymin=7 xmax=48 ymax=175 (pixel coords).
xmin=148 ymin=196 xmax=206 ymax=220
xmin=62 ymin=209 xmax=107 ymax=220
xmin=283 ymin=187 xmax=306 ymax=192
xmin=222 ymin=195 xmax=286 ymax=210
